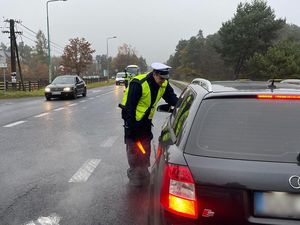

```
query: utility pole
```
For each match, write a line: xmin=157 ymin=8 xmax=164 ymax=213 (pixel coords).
xmin=9 ymin=19 xmax=17 ymax=89
xmin=3 ymin=19 xmax=24 ymax=91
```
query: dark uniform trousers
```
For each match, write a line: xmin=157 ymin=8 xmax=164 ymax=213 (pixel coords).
xmin=125 ymin=122 xmax=152 ymax=184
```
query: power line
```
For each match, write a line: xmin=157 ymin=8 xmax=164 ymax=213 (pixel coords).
xmin=2 ymin=19 xmax=64 ymax=55
xmin=18 ymin=28 xmax=64 ymax=51
xmin=20 ymin=34 xmax=63 ymax=55
xmin=19 ymin=23 xmax=36 ymax=36
xmin=20 ymin=34 xmax=36 ymax=43
xmin=19 ymin=22 xmax=65 ymax=50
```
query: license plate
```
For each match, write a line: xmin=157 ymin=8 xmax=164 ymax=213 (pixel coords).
xmin=52 ymin=91 xmax=61 ymax=95
xmin=254 ymin=192 xmax=300 ymax=219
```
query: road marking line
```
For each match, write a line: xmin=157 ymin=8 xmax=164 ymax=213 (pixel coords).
xmin=89 ymin=97 xmax=95 ymax=100
xmin=3 ymin=120 xmax=27 ymax=128
xmin=79 ymin=100 xmax=87 ymax=103
xmin=101 ymin=91 xmax=114 ymax=96
xmin=100 ymin=136 xmax=118 ymax=147
xmin=69 ymin=159 xmax=101 ymax=183
xmin=24 ymin=213 xmax=61 ymax=225
xmin=92 ymin=90 xmax=102 ymax=93
xmin=68 ymin=103 xmax=78 ymax=106
xmin=34 ymin=112 xmax=49 ymax=118
xmin=54 ymin=107 xmax=64 ymax=111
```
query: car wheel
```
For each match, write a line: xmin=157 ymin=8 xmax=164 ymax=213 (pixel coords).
xmin=46 ymin=97 xmax=51 ymax=101
xmin=72 ymin=90 xmax=77 ymax=99
xmin=82 ymin=88 xmax=87 ymax=97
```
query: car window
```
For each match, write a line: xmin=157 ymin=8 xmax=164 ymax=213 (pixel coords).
xmin=116 ymin=73 xmax=125 ymax=78
xmin=52 ymin=76 xmax=75 ymax=84
xmin=186 ymin=98 xmax=300 ymax=163
xmin=171 ymin=89 xmax=195 ymax=138
xmin=170 ymin=88 xmax=188 ymax=125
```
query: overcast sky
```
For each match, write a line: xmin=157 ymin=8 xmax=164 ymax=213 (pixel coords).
xmin=1 ymin=0 xmax=300 ymax=65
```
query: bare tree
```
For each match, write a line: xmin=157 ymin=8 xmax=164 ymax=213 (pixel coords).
xmin=62 ymin=37 xmax=95 ymax=75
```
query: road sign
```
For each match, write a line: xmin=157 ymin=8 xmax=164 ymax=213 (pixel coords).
xmin=0 ymin=63 xmax=7 ymax=68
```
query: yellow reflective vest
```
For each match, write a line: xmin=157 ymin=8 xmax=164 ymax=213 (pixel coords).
xmin=121 ymin=73 xmax=168 ymax=121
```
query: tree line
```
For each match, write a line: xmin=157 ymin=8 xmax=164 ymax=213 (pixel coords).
xmin=0 ymin=34 xmax=147 ymax=82
xmin=167 ymin=0 xmax=300 ymax=81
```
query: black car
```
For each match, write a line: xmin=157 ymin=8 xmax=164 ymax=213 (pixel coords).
xmin=44 ymin=75 xmax=87 ymax=100
xmin=148 ymin=79 xmax=300 ymax=225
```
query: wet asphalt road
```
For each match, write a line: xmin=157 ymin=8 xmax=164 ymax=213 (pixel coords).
xmin=0 ymin=84 xmax=182 ymax=225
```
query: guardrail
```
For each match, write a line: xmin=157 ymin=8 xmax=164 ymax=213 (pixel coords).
xmin=83 ymin=76 xmax=108 ymax=84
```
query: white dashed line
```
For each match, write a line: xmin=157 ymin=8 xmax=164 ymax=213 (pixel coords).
xmin=79 ymin=100 xmax=87 ymax=103
xmin=92 ymin=90 xmax=102 ymax=93
xmin=24 ymin=213 xmax=62 ymax=225
xmin=54 ymin=107 xmax=64 ymax=111
xmin=101 ymin=91 xmax=114 ymax=96
xmin=34 ymin=112 xmax=49 ymax=118
xmin=100 ymin=136 xmax=119 ymax=147
xmin=89 ymin=97 xmax=95 ymax=100
xmin=3 ymin=120 xmax=27 ymax=128
xmin=69 ymin=159 xmax=101 ymax=183
xmin=68 ymin=103 xmax=78 ymax=107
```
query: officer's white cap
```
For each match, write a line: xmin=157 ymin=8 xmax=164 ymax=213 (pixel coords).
xmin=151 ymin=62 xmax=171 ymax=79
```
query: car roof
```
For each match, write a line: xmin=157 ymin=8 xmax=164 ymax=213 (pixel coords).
xmin=189 ymin=79 xmax=300 ymax=98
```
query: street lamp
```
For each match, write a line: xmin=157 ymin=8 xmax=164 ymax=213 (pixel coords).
xmin=46 ymin=0 xmax=67 ymax=83
xmin=106 ymin=36 xmax=117 ymax=79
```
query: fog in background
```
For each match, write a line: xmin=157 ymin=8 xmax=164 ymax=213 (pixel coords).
xmin=1 ymin=0 xmax=300 ymax=64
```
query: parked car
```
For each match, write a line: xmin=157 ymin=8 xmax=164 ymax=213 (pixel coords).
xmin=148 ymin=79 xmax=300 ymax=225
xmin=115 ymin=72 xmax=126 ymax=85
xmin=44 ymin=75 xmax=87 ymax=100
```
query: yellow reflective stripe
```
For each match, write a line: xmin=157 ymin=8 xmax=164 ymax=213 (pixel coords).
xmin=136 ymin=78 xmax=151 ymax=121
xmin=148 ymin=79 xmax=168 ymax=119
xmin=121 ymin=73 xmax=168 ymax=121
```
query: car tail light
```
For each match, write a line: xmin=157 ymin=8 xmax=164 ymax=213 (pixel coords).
xmin=160 ymin=163 xmax=198 ymax=219
xmin=257 ymin=94 xmax=300 ymax=100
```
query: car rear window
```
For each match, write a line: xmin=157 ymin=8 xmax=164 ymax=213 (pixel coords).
xmin=117 ymin=73 xmax=125 ymax=78
xmin=186 ymin=98 xmax=300 ymax=163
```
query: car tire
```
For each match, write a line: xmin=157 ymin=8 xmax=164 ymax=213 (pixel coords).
xmin=46 ymin=97 xmax=51 ymax=101
xmin=72 ymin=90 xmax=77 ymax=99
xmin=82 ymin=88 xmax=87 ymax=97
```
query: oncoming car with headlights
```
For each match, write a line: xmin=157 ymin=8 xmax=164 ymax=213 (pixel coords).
xmin=44 ymin=75 xmax=87 ymax=100
xmin=148 ymin=79 xmax=300 ymax=225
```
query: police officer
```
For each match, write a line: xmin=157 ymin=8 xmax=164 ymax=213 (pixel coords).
xmin=119 ymin=62 xmax=178 ymax=186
